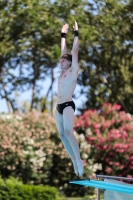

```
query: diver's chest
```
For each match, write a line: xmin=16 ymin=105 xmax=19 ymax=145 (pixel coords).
xmin=58 ymin=71 xmax=75 ymax=85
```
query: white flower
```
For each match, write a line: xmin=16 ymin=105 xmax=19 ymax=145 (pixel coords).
xmin=22 ymin=137 xmax=34 ymax=144
xmin=82 ymin=153 xmax=88 ymax=159
xmin=30 ymin=158 xmax=36 ymax=164
xmin=22 ymin=137 xmax=27 ymax=141
xmin=0 ymin=114 xmax=12 ymax=120
xmin=92 ymin=163 xmax=102 ymax=172
xmin=27 ymin=146 xmax=33 ymax=150
xmin=30 ymin=156 xmax=46 ymax=170
xmin=79 ymin=134 xmax=85 ymax=141
xmin=86 ymin=128 xmax=92 ymax=136
xmin=35 ymin=149 xmax=46 ymax=157
xmin=23 ymin=150 xmax=29 ymax=155
xmin=16 ymin=115 xmax=22 ymax=120
xmin=27 ymin=138 xmax=34 ymax=145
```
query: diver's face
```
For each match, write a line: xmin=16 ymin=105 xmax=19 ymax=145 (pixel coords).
xmin=60 ymin=58 xmax=71 ymax=70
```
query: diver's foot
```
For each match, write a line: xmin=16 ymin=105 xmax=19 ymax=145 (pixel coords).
xmin=77 ymin=159 xmax=84 ymax=177
xmin=72 ymin=161 xmax=78 ymax=176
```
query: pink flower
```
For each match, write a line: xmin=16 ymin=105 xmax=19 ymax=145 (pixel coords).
xmin=109 ymin=152 xmax=114 ymax=156
xmin=109 ymin=162 xmax=113 ymax=165
xmin=106 ymin=167 xmax=112 ymax=174
xmin=130 ymin=156 xmax=133 ymax=161
xmin=115 ymin=162 xmax=120 ymax=166
xmin=120 ymin=165 xmax=125 ymax=169
xmin=86 ymin=121 xmax=91 ymax=126
xmin=119 ymin=149 xmax=124 ymax=153
xmin=103 ymin=145 xmax=107 ymax=150
xmin=93 ymin=124 xmax=101 ymax=129
xmin=127 ymin=175 xmax=132 ymax=178
xmin=94 ymin=129 xmax=100 ymax=134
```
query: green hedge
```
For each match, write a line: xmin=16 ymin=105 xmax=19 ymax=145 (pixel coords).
xmin=0 ymin=177 xmax=61 ymax=200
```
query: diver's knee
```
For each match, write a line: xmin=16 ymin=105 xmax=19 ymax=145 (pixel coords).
xmin=64 ymin=127 xmax=73 ymax=137
xmin=59 ymin=131 xmax=65 ymax=140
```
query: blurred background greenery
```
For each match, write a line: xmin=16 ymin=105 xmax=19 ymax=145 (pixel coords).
xmin=0 ymin=0 xmax=133 ymax=115
xmin=0 ymin=0 xmax=133 ymax=199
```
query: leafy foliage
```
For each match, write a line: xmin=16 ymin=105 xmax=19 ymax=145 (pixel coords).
xmin=75 ymin=103 xmax=133 ymax=178
xmin=0 ymin=0 xmax=87 ymax=112
xmin=0 ymin=176 xmax=61 ymax=200
xmin=1 ymin=0 xmax=133 ymax=114
xmin=78 ymin=0 xmax=133 ymax=114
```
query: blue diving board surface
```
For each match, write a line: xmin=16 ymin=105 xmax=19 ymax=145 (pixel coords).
xmin=69 ymin=179 xmax=133 ymax=194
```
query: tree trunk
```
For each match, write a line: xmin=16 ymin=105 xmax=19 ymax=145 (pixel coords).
xmin=30 ymin=79 xmax=36 ymax=111
xmin=50 ymin=67 xmax=54 ymax=117
xmin=30 ymin=62 xmax=38 ymax=111
xmin=41 ymin=84 xmax=51 ymax=112
xmin=0 ymin=77 xmax=14 ymax=113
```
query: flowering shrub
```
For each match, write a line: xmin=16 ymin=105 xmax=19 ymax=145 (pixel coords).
xmin=0 ymin=112 xmax=56 ymax=183
xmin=0 ymin=112 xmax=94 ymax=196
xmin=74 ymin=103 xmax=133 ymax=178
xmin=74 ymin=131 xmax=102 ymax=179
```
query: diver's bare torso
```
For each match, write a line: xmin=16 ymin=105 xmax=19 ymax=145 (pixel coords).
xmin=57 ymin=67 xmax=78 ymax=104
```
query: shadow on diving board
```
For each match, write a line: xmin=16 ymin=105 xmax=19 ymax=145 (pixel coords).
xmin=69 ymin=179 xmax=133 ymax=194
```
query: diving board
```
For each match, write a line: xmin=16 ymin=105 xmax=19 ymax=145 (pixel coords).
xmin=69 ymin=179 xmax=133 ymax=194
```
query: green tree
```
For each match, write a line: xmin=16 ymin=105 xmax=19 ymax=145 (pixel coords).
xmin=1 ymin=0 xmax=133 ymax=115
xmin=0 ymin=0 xmax=88 ymax=114
xmin=0 ymin=0 xmax=60 ymax=113
xmin=78 ymin=0 xmax=133 ymax=114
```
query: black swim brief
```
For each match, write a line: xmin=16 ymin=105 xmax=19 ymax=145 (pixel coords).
xmin=56 ymin=101 xmax=75 ymax=115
